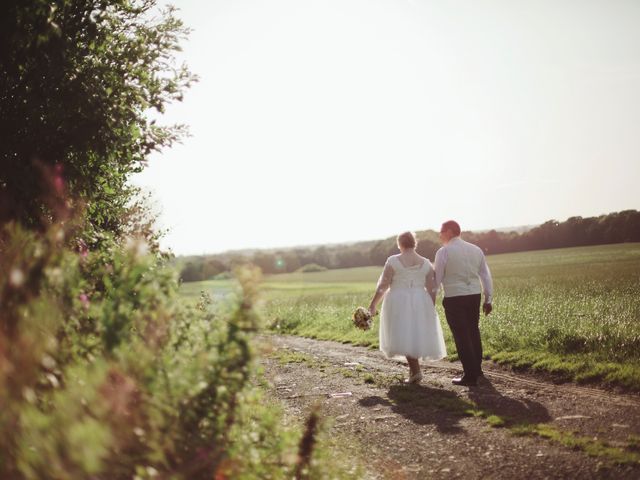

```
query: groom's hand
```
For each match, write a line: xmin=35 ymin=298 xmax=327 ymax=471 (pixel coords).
xmin=482 ymin=302 xmax=492 ymax=316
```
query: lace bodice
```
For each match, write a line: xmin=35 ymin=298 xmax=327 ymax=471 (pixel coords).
xmin=376 ymin=255 xmax=434 ymax=291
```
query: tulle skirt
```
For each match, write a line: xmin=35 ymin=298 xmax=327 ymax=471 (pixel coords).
xmin=379 ymin=287 xmax=447 ymax=361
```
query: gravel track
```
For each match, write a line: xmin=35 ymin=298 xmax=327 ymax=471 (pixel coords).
xmin=259 ymin=334 xmax=640 ymax=479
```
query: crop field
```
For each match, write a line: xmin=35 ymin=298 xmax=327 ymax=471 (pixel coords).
xmin=180 ymin=243 xmax=640 ymax=390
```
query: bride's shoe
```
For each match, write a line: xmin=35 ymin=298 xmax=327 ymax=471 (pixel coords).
xmin=404 ymin=372 xmax=423 ymax=384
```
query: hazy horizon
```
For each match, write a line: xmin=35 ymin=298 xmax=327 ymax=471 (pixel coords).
xmin=133 ymin=0 xmax=640 ymax=256
xmin=171 ymin=215 xmax=590 ymax=258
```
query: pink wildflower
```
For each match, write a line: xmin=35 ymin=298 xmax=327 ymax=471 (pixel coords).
xmin=53 ymin=175 xmax=64 ymax=195
xmin=79 ymin=293 xmax=90 ymax=310
xmin=77 ymin=239 xmax=89 ymax=258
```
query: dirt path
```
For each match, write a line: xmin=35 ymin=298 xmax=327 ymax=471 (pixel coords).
xmin=258 ymin=334 xmax=640 ymax=479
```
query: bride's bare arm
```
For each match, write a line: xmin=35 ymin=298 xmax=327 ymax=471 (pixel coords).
xmin=368 ymin=261 xmax=393 ymax=315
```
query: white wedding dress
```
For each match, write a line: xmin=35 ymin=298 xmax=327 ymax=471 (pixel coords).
xmin=378 ymin=255 xmax=447 ymax=361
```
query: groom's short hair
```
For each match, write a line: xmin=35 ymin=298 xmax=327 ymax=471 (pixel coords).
xmin=441 ymin=220 xmax=461 ymax=236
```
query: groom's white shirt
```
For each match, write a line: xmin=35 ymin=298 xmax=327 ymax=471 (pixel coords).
xmin=433 ymin=237 xmax=493 ymax=302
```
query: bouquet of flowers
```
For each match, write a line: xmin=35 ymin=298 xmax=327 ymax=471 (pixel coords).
xmin=352 ymin=306 xmax=374 ymax=331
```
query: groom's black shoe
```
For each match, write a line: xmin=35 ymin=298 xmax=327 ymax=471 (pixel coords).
xmin=452 ymin=376 xmax=477 ymax=387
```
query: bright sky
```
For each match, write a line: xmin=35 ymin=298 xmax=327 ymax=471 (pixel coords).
xmin=133 ymin=0 xmax=640 ymax=255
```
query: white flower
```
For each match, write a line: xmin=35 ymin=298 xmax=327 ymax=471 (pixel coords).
xmin=146 ymin=466 xmax=158 ymax=477
xmin=9 ymin=268 xmax=25 ymax=287
xmin=46 ymin=267 xmax=63 ymax=285
xmin=41 ymin=354 xmax=56 ymax=369
xmin=22 ymin=387 xmax=36 ymax=404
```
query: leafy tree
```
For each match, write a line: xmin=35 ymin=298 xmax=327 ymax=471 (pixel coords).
xmin=180 ymin=261 xmax=203 ymax=282
xmin=312 ymin=246 xmax=331 ymax=267
xmin=252 ymin=252 xmax=277 ymax=274
xmin=202 ymin=257 xmax=226 ymax=278
xmin=280 ymin=251 xmax=301 ymax=272
xmin=369 ymin=238 xmax=396 ymax=266
xmin=0 ymin=0 xmax=196 ymax=238
xmin=415 ymin=237 xmax=439 ymax=259
xmin=336 ymin=248 xmax=369 ymax=268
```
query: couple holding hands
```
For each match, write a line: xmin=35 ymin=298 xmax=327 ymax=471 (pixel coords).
xmin=368 ymin=220 xmax=493 ymax=387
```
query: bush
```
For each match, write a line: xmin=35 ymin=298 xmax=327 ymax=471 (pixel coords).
xmin=0 ymin=0 xmax=196 ymax=234
xmin=1 ymin=1 xmax=335 ymax=476
xmin=296 ymin=263 xmax=328 ymax=273
xmin=0 ymin=222 xmax=330 ymax=479
xmin=214 ymin=271 xmax=234 ymax=280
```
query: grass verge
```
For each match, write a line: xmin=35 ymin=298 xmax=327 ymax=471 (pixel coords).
xmin=511 ymin=423 xmax=640 ymax=466
xmin=488 ymin=349 xmax=640 ymax=390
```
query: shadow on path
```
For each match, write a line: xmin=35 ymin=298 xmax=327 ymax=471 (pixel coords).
xmin=468 ymin=377 xmax=552 ymax=425
xmin=359 ymin=384 xmax=475 ymax=434
xmin=357 ymin=377 xmax=552 ymax=434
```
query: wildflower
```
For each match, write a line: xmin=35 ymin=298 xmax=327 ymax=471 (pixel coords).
xmin=77 ymin=238 xmax=89 ymax=258
xmin=145 ymin=467 xmax=158 ymax=477
xmin=53 ymin=176 xmax=64 ymax=195
xmin=46 ymin=267 xmax=63 ymax=285
xmin=53 ymin=163 xmax=65 ymax=195
xmin=9 ymin=268 xmax=25 ymax=287
xmin=22 ymin=388 xmax=36 ymax=404
xmin=41 ymin=354 xmax=56 ymax=369
xmin=79 ymin=292 xmax=90 ymax=310
xmin=46 ymin=373 xmax=60 ymax=388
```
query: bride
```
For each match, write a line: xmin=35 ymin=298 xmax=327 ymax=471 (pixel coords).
xmin=368 ymin=231 xmax=447 ymax=383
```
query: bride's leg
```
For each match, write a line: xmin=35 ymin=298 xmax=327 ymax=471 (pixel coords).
xmin=406 ymin=356 xmax=420 ymax=376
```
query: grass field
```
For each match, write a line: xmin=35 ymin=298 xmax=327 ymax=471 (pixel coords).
xmin=180 ymin=243 xmax=640 ymax=390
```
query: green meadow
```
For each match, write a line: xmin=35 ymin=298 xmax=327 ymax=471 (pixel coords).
xmin=180 ymin=243 xmax=640 ymax=390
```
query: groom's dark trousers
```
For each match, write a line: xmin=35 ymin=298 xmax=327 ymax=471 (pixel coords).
xmin=442 ymin=294 xmax=483 ymax=379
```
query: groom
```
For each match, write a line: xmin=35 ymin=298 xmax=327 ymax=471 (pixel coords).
xmin=433 ymin=220 xmax=493 ymax=387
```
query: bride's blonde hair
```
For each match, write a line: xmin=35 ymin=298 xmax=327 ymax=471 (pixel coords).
xmin=397 ymin=231 xmax=417 ymax=249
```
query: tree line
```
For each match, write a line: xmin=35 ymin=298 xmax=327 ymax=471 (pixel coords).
xmin=179 ymin=209 xmax=640 ymax=281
